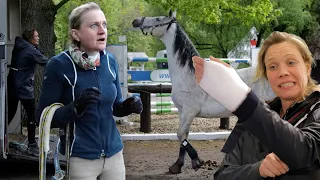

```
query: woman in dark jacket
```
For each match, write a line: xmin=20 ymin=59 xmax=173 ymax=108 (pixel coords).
xmin=7 ymin=28 xmax=48 ymax=156
xmin=36 ymin=2 xmax=142 ymax=180
xmin=192 ymin=31 xmax=320 ymax=179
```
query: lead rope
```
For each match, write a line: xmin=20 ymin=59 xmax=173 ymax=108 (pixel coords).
xmin=39 ymin=103 xmax=64 ymax=180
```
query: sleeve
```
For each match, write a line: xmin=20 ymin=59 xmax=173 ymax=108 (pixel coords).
xmin=214 ymin=134 xmax=263 ymax=180
xmin=107 ymin=54 xmax=130 ymax=117
xmin=230 ymin=91 xmax=320 ymax=170
xmin=30 ymin=48 xmax=49 ymax=66
xmin=112 ymin=68 xmax=130 ymax=117
xmin=36 ymin=57 xmax=78 ymax=128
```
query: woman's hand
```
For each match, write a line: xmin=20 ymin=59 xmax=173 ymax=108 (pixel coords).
xmin=74 ymin=87 xmax=101 ymax=115
xmin=259 ymin=153 xmax=289 ymax=178
xmin=192 ymin=56 xmax=251 ymax=112
xmin=193 ymin=56 xmax=231 ymax=83
xmin=122 ymin=96 xmax=143 ymax=114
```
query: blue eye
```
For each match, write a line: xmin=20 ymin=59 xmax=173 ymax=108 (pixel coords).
xmin=91 ymin=24 xmax=98 ymax=28
xmin=289 ymin=61 xmax=296 ymax=65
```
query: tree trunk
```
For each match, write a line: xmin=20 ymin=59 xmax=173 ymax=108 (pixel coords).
xmin=21 ymin=0 xmax=57 ymax=105
xmin=256 ymin=26 xmax=266 ymax=48
xmin=21 ymin=0 xmax=57 ymax=56
xmin=307 ymin=34 xmax=320 ymax=82
xmin=19 ymin=0 xmax=69 ymax=122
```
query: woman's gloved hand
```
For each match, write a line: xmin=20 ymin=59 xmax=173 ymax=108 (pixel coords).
xmin=74 ymin=87 xmax=101 ymax=114
xmin=192 ymin=56 xmax=251 ymax=112
xmin=122 ymin=96 xmax=143 ymax=114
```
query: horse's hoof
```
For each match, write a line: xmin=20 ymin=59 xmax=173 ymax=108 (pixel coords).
xmin=191 ymin=158 xmax=204 ymax=171
xmin=169 ymin=163 xmax=182 ymax=174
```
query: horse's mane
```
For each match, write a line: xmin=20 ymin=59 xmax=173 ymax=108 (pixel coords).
xmin=173 ymin=23 xmax=200 ymax=72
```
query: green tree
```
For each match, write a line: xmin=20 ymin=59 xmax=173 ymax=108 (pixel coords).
xmin=144 ymin=0 xmax=320 ymax=58
xmin=54 ymin=0 xmax=166 ymax=70
xmin=256 ymin=0 xmax=317 ymax=46
xmin=299 ymin=0 xmax=320 ymax=58
xmin=143 ymin=0 xmax=279 ymax=58
xmin=54 ymin=0 xmax=165 ymax=57
xmin=145 ymin=0 xmax=277 ymax=25
xmin=180 ymin=15 xmax=253 ymax=58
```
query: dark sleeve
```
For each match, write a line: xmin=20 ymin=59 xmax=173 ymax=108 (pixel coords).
xmin=113 ymin=103 xmax=131 ymax=117
xmin=231 ymin=91 xmax=320 ymax=170
xmin=109 ymin=54 xmax=128 ymax=117
xmin=214 ymin=134 xmax=263 ymax=180
xmin=36 ymin=58 xmax=78 ymax=128
xmin=30 ymin=48 xmax=49 ymax=66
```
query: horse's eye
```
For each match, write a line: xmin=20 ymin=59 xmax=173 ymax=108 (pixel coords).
xmin=156 ymin=18 xmax=160 ymax=21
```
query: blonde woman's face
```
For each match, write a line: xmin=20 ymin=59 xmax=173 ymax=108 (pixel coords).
xmin=72 ymin=9 xmax=107 ymax=53
xmin=264 ymin=41 xmax=311 ymax=102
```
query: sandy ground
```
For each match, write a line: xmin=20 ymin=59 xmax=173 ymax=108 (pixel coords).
xmin=124 ymin=140 xmax=226 ymax=180
xmin=0 ymin=140 xmax=226 ymax=180
xmin=2 ymin=104 xmax=232 ymax=179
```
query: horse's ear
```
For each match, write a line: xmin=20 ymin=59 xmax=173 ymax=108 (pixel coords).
xmin=169 ymin=9 xmax=177 ymax=18
xmin=172 ymin=11 xmax=177 ymax=18
xmin=169 ymin=9 xmax=173 ymax=17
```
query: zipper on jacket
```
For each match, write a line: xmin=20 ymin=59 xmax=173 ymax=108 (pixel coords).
xmin=283 ymin=110 xmax=288 ymax=120
xmin=101 ymin=149 xmax=105 ymax=157
xmin=93 ymin=69 xmax=105 ymax=157
xmin=282 ymin=102 xmax=296 ymax=120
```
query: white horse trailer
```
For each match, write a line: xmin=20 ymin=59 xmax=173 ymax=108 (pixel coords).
xmin=0 ymin=0 xmax=65 ymax=170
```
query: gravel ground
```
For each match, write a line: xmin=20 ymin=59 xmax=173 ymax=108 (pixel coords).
xmin=118 ymin=96 xmax=237 ymax=134
xmin=1 ymin=140 xmax=227 ymax=180
xmin=5 ymin=96 xmax=235 ymax=180
xmin=117 ymin=114 xmax=237 ymax=134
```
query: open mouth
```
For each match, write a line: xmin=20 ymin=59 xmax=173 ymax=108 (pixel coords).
xmin=97 ymin=38 xmax=105 ymax=42
xmin=279 ymin=82 xmax=295 ymax=88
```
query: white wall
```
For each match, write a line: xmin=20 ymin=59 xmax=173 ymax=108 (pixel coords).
xmin=6 ymin=0 xmax=22 ymax=134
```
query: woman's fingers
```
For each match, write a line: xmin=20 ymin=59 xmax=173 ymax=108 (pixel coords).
xmin=266 ymin=153 xmax=289 ymax=175
xmin=192 ymin=56 xmax=205 ymax=83
xmin=264 ymin=168 xmax=277 ymax=178
xmin=209 ymin=56 xmax=231 ymax=68
xmin=192 ymin=55 xmax=233 ymax=83
xmin=260 ymin=159 xmax=277 ymax=178
xmin=192 ymin=56 xmax=204 ymax=65
xmin=272 ymin=153 xmax=289 ymax=172
xmin=264 ymin=157 xmax=283 ymax=176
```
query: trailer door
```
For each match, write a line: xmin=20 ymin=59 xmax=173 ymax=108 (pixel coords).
xmin=0 ymin=42 xmax=7 ymax=159
xmin=0 ymin=0 xmax=7 ymax=158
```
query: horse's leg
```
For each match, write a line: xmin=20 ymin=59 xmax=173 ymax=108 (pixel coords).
xmin=178 ymin=111 xmax=204 ymax=171
xmin=168 ymin=143 xmax=187 ymax=174
xmin=169 ymin=112 xmax=188 ymax=174
xmin=169 ymin=109 xmax=203 ymax=173
xmin=181 ymin=138 xmax=204 ymax=171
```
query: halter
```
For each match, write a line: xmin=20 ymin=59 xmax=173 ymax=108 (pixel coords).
xmin=139 ymin=17 xmax=177 ymax=36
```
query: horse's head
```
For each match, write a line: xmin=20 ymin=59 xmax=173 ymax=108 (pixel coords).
xmin=132 ymin=10 xmax=177 ymax=37
xmin=133 ymin=10 xmax=199 ymax=72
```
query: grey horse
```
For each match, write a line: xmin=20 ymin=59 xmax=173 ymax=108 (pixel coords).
xmin=132 ymin=10 xmax=275 ymax=174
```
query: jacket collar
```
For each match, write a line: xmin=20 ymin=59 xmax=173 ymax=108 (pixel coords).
xmin=268 ymin=91 xmax=320 ymax=120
